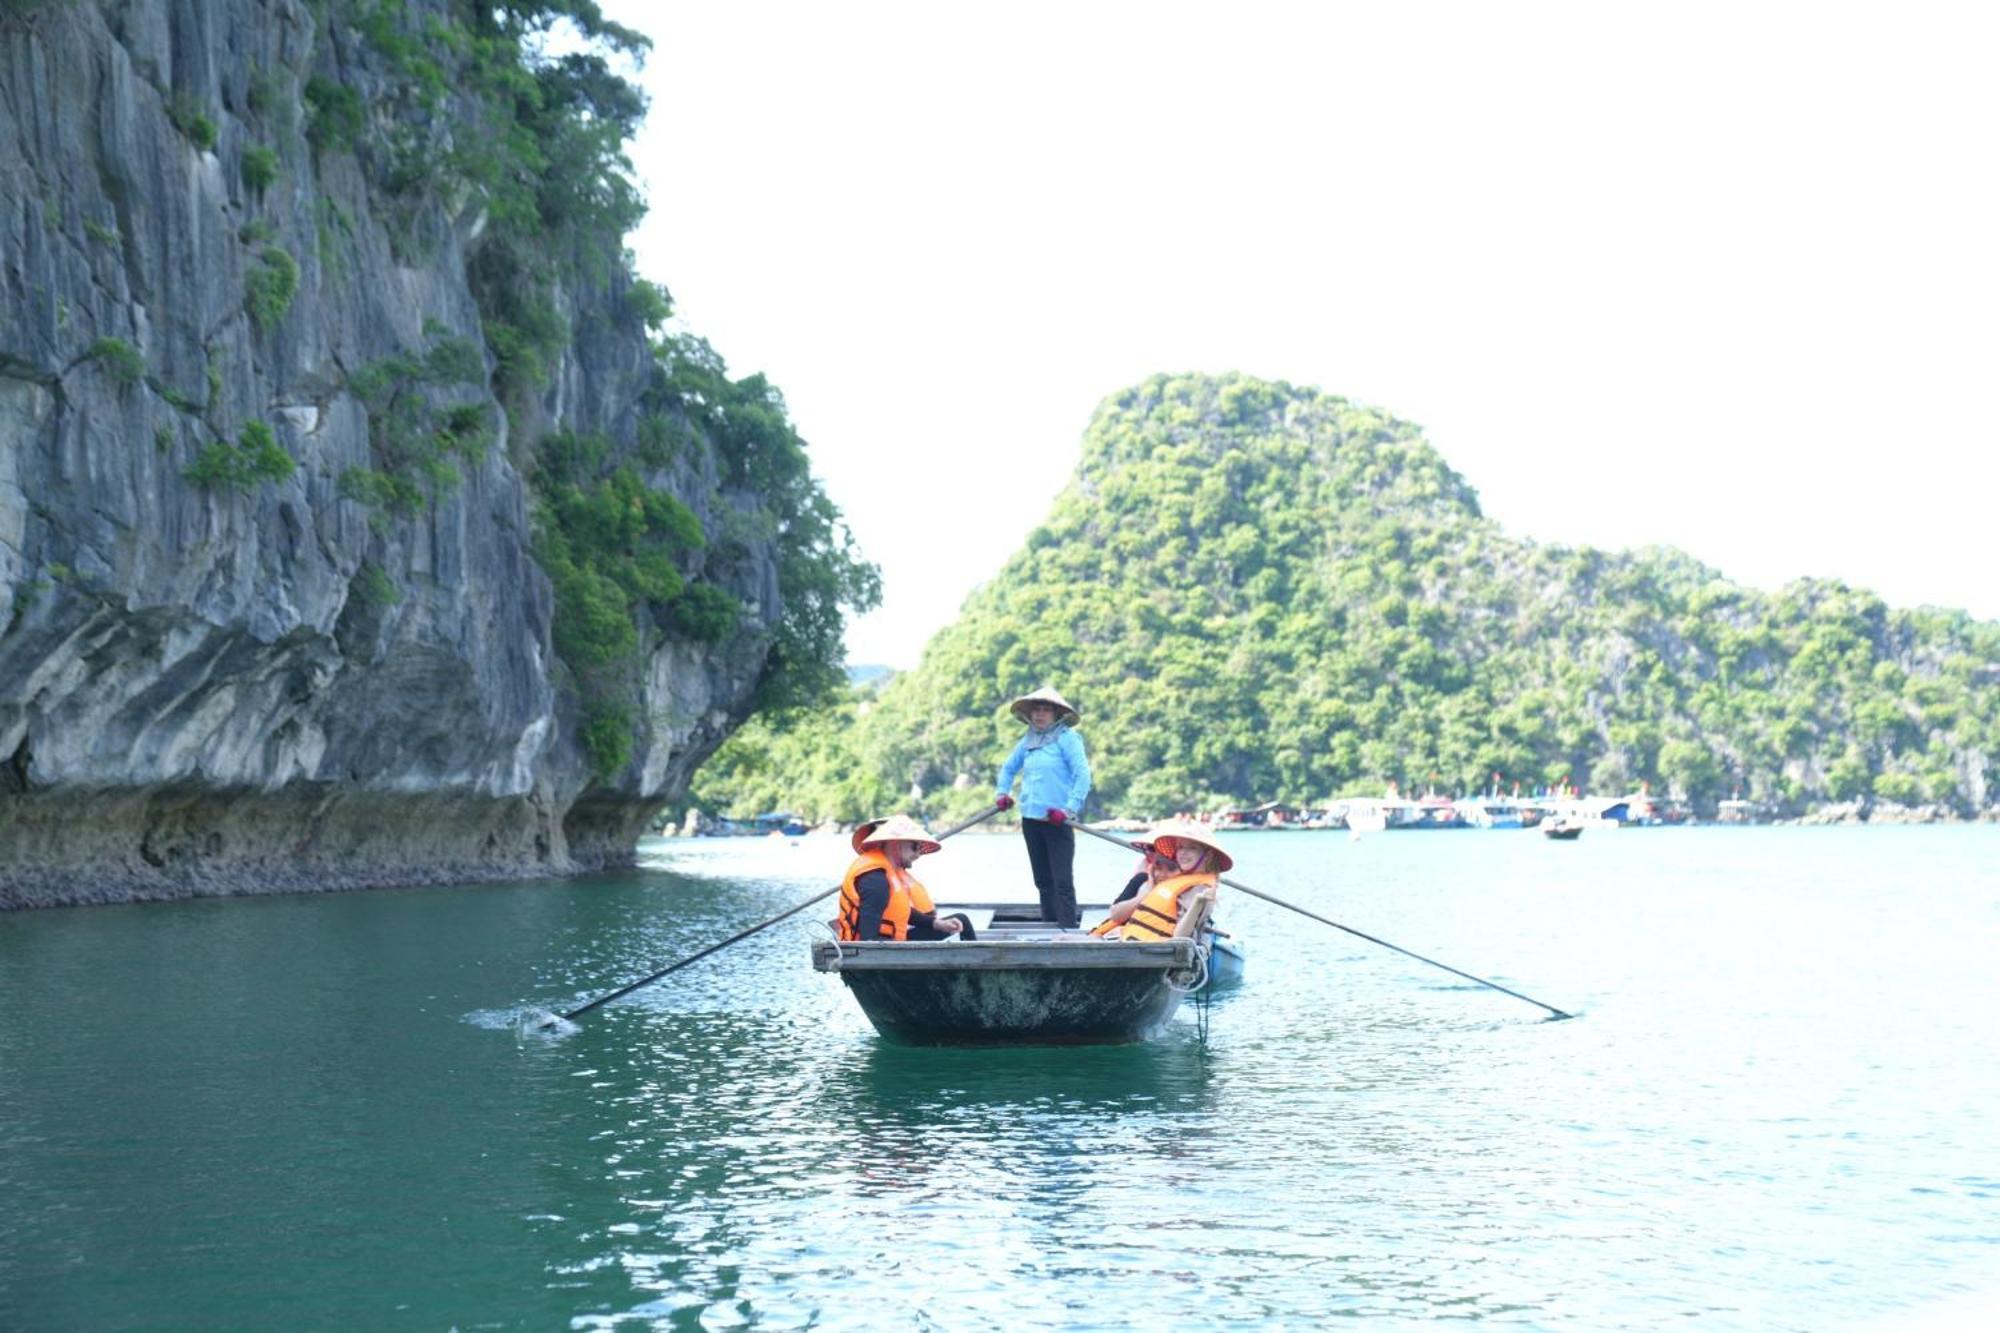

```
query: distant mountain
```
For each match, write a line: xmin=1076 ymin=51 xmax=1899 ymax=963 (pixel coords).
xmin=845 ymin=664 xmax=896 ymax=686
xmin=695 ymin=373 xmax=1999 ymax=822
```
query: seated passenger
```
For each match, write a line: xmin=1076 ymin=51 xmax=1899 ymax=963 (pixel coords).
xmin=838 ymin=815 xmax=977 ymax=942
xmin=1107 ymin=836 xmax=1178 ymax=911
xmin=1089 ymin=821 xmax=1230 ymax=941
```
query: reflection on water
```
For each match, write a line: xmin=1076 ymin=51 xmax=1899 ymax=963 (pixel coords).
xmin=547 ymin=1007 xmax=1245 ymax=1329
xmin=3 ymin=827 xmax=1998 ymax=1329
xmin=826 ymin=1037 xmax=1221 ymax=1119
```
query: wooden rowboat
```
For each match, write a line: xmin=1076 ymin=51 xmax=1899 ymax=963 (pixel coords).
xmin=812 ymin=901 xmax=1240 ymax=1046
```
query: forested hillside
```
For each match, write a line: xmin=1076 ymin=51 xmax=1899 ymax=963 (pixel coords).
xmin=694 ymin=373 xmax=1999 ymax=823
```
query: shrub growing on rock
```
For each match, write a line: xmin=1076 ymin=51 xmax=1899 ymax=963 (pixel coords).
xmin=242 ymin=145 xmax=278 ymax=192
xmin=244 ymin=246 xmax=298 ymax=328
xmin=87 ymin=337 xmax=145 ymax=386
xmin=184 ymin=420 xmax=293 ymax=492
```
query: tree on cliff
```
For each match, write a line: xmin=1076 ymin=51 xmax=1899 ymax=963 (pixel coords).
xmin=311 ymin=0 xmax=882 ymax=778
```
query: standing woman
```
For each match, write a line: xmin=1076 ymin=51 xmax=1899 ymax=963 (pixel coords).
xmin=994 ymin=686 xmax=1092 ymax=927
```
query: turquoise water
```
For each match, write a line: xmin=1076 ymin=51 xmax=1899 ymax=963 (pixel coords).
xmin=3 ymin=825 xmax=1997 ymax=1329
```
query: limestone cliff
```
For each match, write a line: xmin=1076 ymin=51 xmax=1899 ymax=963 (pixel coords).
xmin=0 ymin=1 xmax=864 ymax=907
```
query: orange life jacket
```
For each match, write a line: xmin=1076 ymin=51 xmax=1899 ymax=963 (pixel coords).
xmin=1087 ymin=893 xmax=1137 ymax=937
xmin=1090 ymin=872 xmax=1213 ymax=942
xmin=838 ymin=850 xmax=936 ymax=941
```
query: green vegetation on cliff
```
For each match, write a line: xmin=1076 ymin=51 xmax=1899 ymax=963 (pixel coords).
xmin=694 ymin=373 xmax=2000 ymax=823
xmin=319 ymin=1 xmax=878 ymax=772
xmin=184 ymin=420 xmax=294 ymax=492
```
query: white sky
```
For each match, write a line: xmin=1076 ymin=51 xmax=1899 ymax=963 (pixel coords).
xmin=603 ymin=1 xmax=2000 ymax=668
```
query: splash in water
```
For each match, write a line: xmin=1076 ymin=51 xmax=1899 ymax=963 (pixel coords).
xmin=518 ymin=1008 xmax=578 ymax=1038
xmin=462 ymin=1006 xmax=579 ymax=1038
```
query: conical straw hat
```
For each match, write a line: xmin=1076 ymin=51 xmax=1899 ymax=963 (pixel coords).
xmin=1008 ymin=686 xmax=1079 ymax=727
xmin=1142 ymin=819 xmax=1233 ymax=872
xmin=849 ymin=818 xmax=887 ymax=854
xmin=857 ymin=813 xmax=942 ymax=856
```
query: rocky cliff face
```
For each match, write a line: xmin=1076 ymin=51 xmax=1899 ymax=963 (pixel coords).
xmin=0 ymin=2 xmax=795 ymax=907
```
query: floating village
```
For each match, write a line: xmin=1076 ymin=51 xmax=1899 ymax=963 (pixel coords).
xmin=686 ymin=786 xmax=1735 ymax=841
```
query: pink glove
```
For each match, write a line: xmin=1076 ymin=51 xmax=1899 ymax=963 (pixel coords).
xmin=1047 ymin=808 xmax=1067 ymax=825
xmin=995 ymin=794 xmax=1014 ymax=811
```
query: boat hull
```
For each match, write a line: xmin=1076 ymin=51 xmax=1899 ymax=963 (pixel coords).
xmin=811 ymin=938 xmax=1202 ymax=1046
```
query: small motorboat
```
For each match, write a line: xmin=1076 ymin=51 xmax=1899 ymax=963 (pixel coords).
xmin=1543 ymin=819 xmax=1583 ymax=840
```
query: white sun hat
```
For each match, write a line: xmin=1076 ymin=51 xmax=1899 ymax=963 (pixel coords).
xmin=1007 ymin=686 xmax=1079 ymax=727
xmin=856 ymin=813 xmax=942 ymax=856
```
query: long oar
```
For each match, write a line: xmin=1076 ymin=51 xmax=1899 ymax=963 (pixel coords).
xmin=1075 ymin=820 xmax=1574 ymax=1021
xmin=545 ymin=804 xmax=1005 ymax=1024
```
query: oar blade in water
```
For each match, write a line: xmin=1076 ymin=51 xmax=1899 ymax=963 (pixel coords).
xmin=518 ymin=1007 xmax=576 ymax=1037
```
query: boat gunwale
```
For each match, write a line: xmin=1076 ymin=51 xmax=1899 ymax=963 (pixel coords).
xmin=810 ymin=937 xmax=1201 ymax=973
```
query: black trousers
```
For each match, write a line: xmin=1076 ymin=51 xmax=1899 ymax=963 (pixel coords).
xmin=1022 ymin=818 xmax=1078 ymax=926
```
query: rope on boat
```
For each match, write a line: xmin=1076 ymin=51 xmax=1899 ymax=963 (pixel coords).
xmin=1166 ymin=939 xmax=1211 ymax=995
xmin=808 ymin=917 xmax=853 ymax=971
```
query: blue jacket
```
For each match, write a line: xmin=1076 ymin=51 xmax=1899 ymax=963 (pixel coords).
xmin=996 ymin=727 xmax=1092 ymax=820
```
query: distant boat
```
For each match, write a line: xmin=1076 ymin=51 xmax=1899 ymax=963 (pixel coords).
xmin=1344 ymin=800 xmax=1389 ymax=836
xmin=1456 ymin=798 xmax=1529 ymax=829
xmin=1621 ymin=792 xmax=1690 ymax=825
xmin=704 ymin=811 xmax=809 ymax=838
xmin=1540 ymin=798 xmax=1631 ymax=829
xmin=1214 ymin=801 xmax=1304 ymax=832
xmin=1400 ymin=795 xmax=1466 ymax=830
xmin=1543 ymin=819 xmax=1583 ymax=840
